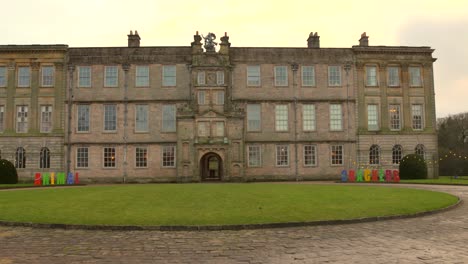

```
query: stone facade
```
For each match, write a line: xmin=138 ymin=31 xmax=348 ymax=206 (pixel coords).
xmin=0 ymin=32 xmax=438 ymax=182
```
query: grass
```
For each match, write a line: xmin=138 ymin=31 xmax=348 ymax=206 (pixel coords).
xmin=0 ymin=183 xmax=458 ymax=226
xmin=400 ymin=176 xmax=468 ymax=185
xmin=0 ymin=183 xmax=35 ymax=189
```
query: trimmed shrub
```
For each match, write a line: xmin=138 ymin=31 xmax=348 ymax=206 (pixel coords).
xmin=0 ymin=159 xmax=18 ymax=184
xmin=399 ymin=154 xmax=427 ymax=179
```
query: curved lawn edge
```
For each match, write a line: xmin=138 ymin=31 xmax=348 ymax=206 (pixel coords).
xmin=0 ymin=196 xmax=461 ymax=231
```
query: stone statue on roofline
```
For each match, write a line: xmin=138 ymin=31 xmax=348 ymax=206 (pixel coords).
xmin=202 ymin=32 xmax=217 ymax=52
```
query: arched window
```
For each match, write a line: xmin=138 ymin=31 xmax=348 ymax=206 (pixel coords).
xmin=15 ymin=147 xmax=26 ymax=168
xmin=415 ymin=144 xmax=425 ymax=159
xmin=392 ymin=145 xmax=402 ymax=164
xmin=369 ymin=145 xmax=380 ymax=165
xmin=40 ymin=147 xmax=50 ymax=169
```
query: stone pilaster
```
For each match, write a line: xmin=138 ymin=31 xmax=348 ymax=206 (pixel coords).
xmin=379 ymin=63 xmax=388 ymax=130
xmin=30 ymin=61 xmax=40 ymax=133
xmin=53 ymin=62 xmax=64 ymax=132
xmin=6 ymin=61 xmax=15 ymax=133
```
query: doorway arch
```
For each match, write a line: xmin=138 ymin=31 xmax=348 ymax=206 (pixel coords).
xmin=200 ymin=152 xmax=223 ymax=181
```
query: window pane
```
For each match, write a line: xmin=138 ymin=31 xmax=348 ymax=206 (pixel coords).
xmin=16 ymin=105 xmax=28 ymax=133
xmin=103 ymin=147 xmax=116 ymax=168
xmin=0 ymin=105 xmax=4 ymax=132
xmin=367 ymin=104 xmax=379 ymax=131
xmin=104 ymin=105 xmax=117 ymax=131
xmin=217 ymin=71 xmax=224 ymax=85
xmin=330 ymin=104 xmax=342 ymax=131
xmin=215 ymin=91 xmax=224 ymax=105
xmin=163 ymin=65 xmax=176 ymax=86
xmin=276 ymin=145 xmax=289 ymax=166
xmin=135 ymin=105 xmax=148 ymax=132
xmin=366 ymin=66 xmax=377 ymax=86
xmin=275 ymin=66 xmax=288 ymax=86
xmin=15 ymin=147 xmax=26 ymax=168
xmin=409 ymin=67 xmax=422 ymax=86
xmin=389 ymin=104 xmax=401 ymax=130
xmin=369 ymin=145 xmax=380 ymax=165
xmin=77 ymin=105 xmax=90 ymax=132
xmin=302 ymin=66 xmax=315 ymax=86
xmin=415 ymin=144 xmax=425 ymax=159
xmin=78 ymin=66 xmax=91 ymax=87
xmin=388 ymin=67 xmax=400 ymax=86
xmin=162 ymin=105 xmax=176 ymax=132
xmin=18 ymin=67 xmax=30 ymax=87
xmin=248 ymin=145 xmax=261 ymax=167
xmin=328 ymin=66 xmax=341 ymax=86
xmin=0 ymin=66 xmax=6 ymax=87
xmin=41 ymin=66 xmax=54 ymax=86
xmin=275 ymin=105 xmax=288 ymax=131
xmin=331 ymin=145 xmax=343 ymax=165
xmin=247 ymin=65 xmax=260 ymax=86
xmin=198 ymin=71 xmax=205 ymax=85
xmin=412 ymin=104 xmax=424 ymax=130
xmin=303 ymin=104 xmax=316 ymax=131
xmin=40 ymin=147 xmax=50 ymax=169
xmin=135 ymin=147 xmax=147 ymax=167
xmin=162 ymin=146 xmax=176 ymax=168
xmin=198 ymin=91 xmax=206 ymax=105
xmin=136 ymin=66 xmax=149 ymax=87
xmin=392 ymin=145 xmax=402 ymax=164
xmin=40 ymin=105 xmax=53 ymax=133
xmin=77 ymin=147 xmax=89 ymax=168
xmin=105 ymin=66 xmax=118 ymax=87
xmin=304 ymin=145 xmax=317 ymax=166
xmin=247 ymin=104 xmax=261 ymax=131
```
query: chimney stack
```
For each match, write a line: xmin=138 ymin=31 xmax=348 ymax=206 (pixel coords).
xmin=307 ymin=32 xmax=320 ymax=48
xmin=128 ymin=30 xmax=141 ymax=47
xmin=359 ymin=32 xmax=369 ymax=46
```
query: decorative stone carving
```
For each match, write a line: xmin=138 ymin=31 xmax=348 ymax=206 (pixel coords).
xmin=202 ymin=33 xmax=217 ymax=52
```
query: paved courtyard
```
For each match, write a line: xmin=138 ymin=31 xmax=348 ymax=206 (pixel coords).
xmin=0 ymin=183 xmax=467 ymax=264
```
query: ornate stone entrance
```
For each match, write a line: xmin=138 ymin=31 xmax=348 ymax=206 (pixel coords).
xmin=200 ymin=152 xmax=223 ymax=181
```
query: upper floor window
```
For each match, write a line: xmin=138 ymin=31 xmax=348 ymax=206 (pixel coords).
xmin=328 ymin=66 xmax=341 ymax=86
xmin=247 ymin=65 xmax=260 ymax=86
xmin=329 ymin=104 xmax=343 ymax=131
xmin=18 ymin=66 xmax=30 ymax=87
xmin=198 ymin=90 xmax=206 ymax=105
xmin=303 ymin=104 xmax=316 ymax=131
xmin=387 ymin=66 xmax=400 ymax=87
xmin=162 ymin=65 xmax=176 ymax=86
xmin=217 ymin=71 xmax=224 ymax=85
xmin=214 ymin=91 xmax=225 ymax=105
xmin=274 ymin=66 xmax=288 ymax=86
xmin=135 ymin=65 xmax=149 ymax=87
xmin=76 ymin=147 xmax=89 ymax=168
xmin=77 ymin=105 xmax=90 ymax=132
xmin=0 ymin=105 xmax=4 ymax=133
xmin=301 ymin=66 xmax=315 ymax=86
xmin=41 ymin=66 xmax=54 ymax=87
xmin=369 ymin=145 xmax=380 ymax=165
xmin=40 ymin=105 xmax=53 ymax=133
xmin=409 ymin=66 xmax=422 ymax=87
xmin=366 ymin=66 xmax=377 ymax=86
xmin=78 ymin=66 xmax=91 ymax=87
xmin=104 ymin=66 xmax=118 ymax=87
xmin=197 ymin=71 xmax=205 ymax=85
xmin=16 ymin=105 xmax=28 ymax=133
xmin=103 ymin=104 xmax=117 ymax=132
xmin=162 ymin=105 xmax=176 ymax=132
xmin=367 ymin=104 xmax=379 ymax=131
xmin=389 ymin=104 xmax=401 ymax=130
xmin=40 ymin=147 xmax=50 ymax=169
xmin=412 ymin=104 xmax=424 ymax=130
xmin=0 ymin=66 xmax=6 ymax=87
xmin=247 ymin=104 xmax=261 ymax=131
xmin=135 ymin=105 xmax=148 ymax=132
xmin=275 ymin=105 xmax=288 ymax=131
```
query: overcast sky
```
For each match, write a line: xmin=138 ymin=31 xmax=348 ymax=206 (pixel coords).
xmin=2 ymin=0 xmax=467 ymax=118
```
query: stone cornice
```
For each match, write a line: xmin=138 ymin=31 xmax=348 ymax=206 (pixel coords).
xmin=352 ymin=46 xmax=434 ymax=55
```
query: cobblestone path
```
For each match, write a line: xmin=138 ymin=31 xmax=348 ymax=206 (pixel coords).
xmin=0 ymin=184 xmax=467 ymax=264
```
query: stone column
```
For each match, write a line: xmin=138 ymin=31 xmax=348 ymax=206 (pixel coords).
xmin=6 ymin=61 xmax=15 ymax=133
xmin=53 ymin=62 xmax=64 ymax=132
xmin=30 ymin=61 xmax=40 ymax=133
xmin=401 ymin=63 xmax=411 ymax=131
xmin=379 ymin=63 xmax=388 ymax=130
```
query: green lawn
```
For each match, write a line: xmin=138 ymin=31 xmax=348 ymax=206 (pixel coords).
xmin=0 ymin=184 xmax=458 ymax=226
xmin=0 ymin=183 xmax=35 ymax=189
xmin=401 ymin=176 xmax=468 ymax=185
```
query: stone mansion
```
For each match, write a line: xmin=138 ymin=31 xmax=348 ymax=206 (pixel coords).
xmin=0 ymin=31 xmax=438 ymax=182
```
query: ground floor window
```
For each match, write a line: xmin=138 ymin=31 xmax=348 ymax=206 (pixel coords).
xmin=40 ymin=147 xmax=50 ymax=168
xmin=103 ymin=147 xmax=116 ymax=168
xmin=15 ymin=147 xmax=26 ymax=168
xmin=331 ymin=145 xmax=343 ymax=165
xmin=392 ymin=145 xmax=402 ymax=164
xmin=162 ymin=146 xmax=176 ymax=168
xmin=276 ymin=145 xmax=289 ymax=167
xmin=248 ymin=145 xmax=261 ymax=167
xmin=76 ymin=147 xmax=89 ymax=168
xmin=304 ymin=145 xmax=317 ymax=166
xmin=135 ymin=147 xmax=147 ymax=168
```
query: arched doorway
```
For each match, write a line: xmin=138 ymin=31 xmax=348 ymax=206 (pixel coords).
xmin=200 ymin=152 xmax=223 ymax=181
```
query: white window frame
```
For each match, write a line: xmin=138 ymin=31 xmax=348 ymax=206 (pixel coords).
xmin=103 ymin=104 xmax=117 ymax=132
xmin=411 ymin=104 xmax=424 ymax=130
xmin=18 ymin=66 xmax=30 ymax=87
xmin=198 ymin=90 xmax=206 ymax=105
xmin=0 ymin=66 xmax=6 ymax=87
xmin=40 ymin=105 xmax=53 ymax=133
xmin=301 ymin=66 xmax=315 ymax=87
xmin=78 ymin=66 xmax=92 ymax=87
xmin=366 ymin=65 xmax=377 ymax=86
xmin=367 ymin=104 xmax=379 ymax=131
xmin=369 ymin=145 xmax=380 ymax=165
xmin=135 ymin=65 xmax=149 ymax=87
xmin=247 ymin=104 xmax=261 ymax=132
xmin=248 ymin=145 xmax=262 ymax=167
xmin=329 ymin=104 xmax=343 ymax=131
xmin=275 ymin=105 xmax=288 ymax=131
xmin=328 ymin=66 xmax=341 ymax=86
xmin=276 ymin=145 xmax=289 ymax=167
xmin=104 ymin=66 xmax=118 ymax=87
xmin=162 ymin=105 xmax=176 ymax=132
xmin=389 ymin=104 xmax=401 ymax=130
xmin=302 ymin=104 xmax=316 ymax=131
xmin=103 ymin=147 xmax=116 ymax=168
xmin=409 ymin=66 xmax=422 ymax=87
xmin=135 ymin=104 xmax=149 ymax=132
xmin=162 ymin=145 xmax=176 ymax=168
xmin=387 ymin=66 xmax=400 ymax=87
xmin=77 ymin=104 xmax=90 ymax=132
xmin=274 ymin=66 xmax=288 ymax=86
xmin=16 ymin=105 xmax=28 ymax=133
xmin=197 ymin=71 xmax=205 ymax=85
xmin=41 ymin=66 xmax=54 ymax=87
xmin=331 ymin=145 xmax=343 ymax=165
xmin=247 ymin=65 xmax=261 ymax=86
xmin=162 ymin=65 xmax=176 ymax=86
xmin=135 ymin=147 xmax=148 ymax=168
xmin=217 ymin=71 xmax=224 ymax=85
xmin=214 ymin=90 xmax=224 ymax=105
xmin=392 ymin=145 xmax=402 ymax=165
xmin=303 ymin=144 xmax=317 ymax=166
xmin=76 ymin=147 xmax=89 ymax=168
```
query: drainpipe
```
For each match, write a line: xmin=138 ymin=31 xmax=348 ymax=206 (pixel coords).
xmin=123 ymin=63 xmax=130 ymax=183
xmin=66 ymin=65 xmax=74 ymax=178
xmin=291 ymin=63 xmax=299 ymax=181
